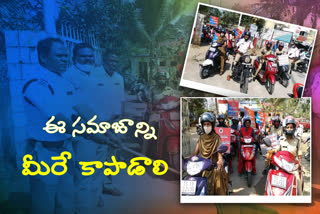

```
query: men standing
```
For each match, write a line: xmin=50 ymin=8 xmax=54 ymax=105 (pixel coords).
xmin=23 ymin=38 xmax=76 ymax=214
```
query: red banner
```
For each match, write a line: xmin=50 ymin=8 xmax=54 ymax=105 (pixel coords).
xmin=215 ymin=127 xmax=231 ymax=154
xmin=244 ymin=106 xmax=256 ymax=128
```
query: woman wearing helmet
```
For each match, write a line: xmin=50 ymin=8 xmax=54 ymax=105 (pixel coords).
xmin=217 ymin=114 xmax=228 ymax=127
xmin=238 ymin=116 xmax=257 ymax=175
xmin=273 ymin=116 xmax=303 ymax=195
xmin=254 ymin=41 xmax=273 ymax=79
xmin=191 ymin=112 xmax=228 ymax=195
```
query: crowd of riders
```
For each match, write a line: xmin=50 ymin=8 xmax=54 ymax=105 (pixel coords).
xmin=190 ymin=111 xmax=306 ymax=195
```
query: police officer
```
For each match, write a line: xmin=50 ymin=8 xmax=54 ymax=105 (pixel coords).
xmin=216 ymin=28 xmax=227 ymax=75
xmin=274 ymin=116 xmax=303 ymax=195
xmin=23 ymin=38 xmax=76 ymax=214
xmin=275 ymin=42 xmax=286 ymax=56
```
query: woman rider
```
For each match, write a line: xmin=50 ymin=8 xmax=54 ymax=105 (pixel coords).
xmin=273 ymin=116 xmax=303 ymax=195
xmin=192 ymin=112 xmax=228 ymax=195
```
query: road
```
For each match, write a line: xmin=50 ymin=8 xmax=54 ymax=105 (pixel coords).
xmin=184 ymin=127 xmax=311 ymax=196
xmin=181 ymin=44 xmax=308 ymax=97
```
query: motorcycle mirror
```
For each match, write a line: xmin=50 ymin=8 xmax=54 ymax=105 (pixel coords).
xmin=263 ymin=138 xmax=272 ymax=147
xmin=217 ymin=144 xmax=228 ymax=153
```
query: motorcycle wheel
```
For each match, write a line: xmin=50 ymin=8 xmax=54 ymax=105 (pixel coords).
xmin=240 ymin=76 xmax=248 ymax=94
xmin=282 ymin=79 xmax=289 ymax=88
xmin=200 ymin=67 xmax=210 ymax=79
xmin=266 ymin=78 xmax=274 ymax=95
xmin=247 ymin=171 xmax=252 ymax=187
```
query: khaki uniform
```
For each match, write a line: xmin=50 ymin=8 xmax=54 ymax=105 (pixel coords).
xmin=275 ymin=136 xmax=303 ymax=195
xmin=275 ymin=48 xmax=285 ymax=56
xmin=217 ymin=36 xmax=227 ymax=74
xmin=270 ymin=126 xmax=283 ymax=137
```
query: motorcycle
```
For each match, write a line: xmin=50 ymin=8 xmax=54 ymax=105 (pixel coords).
xmin=296 ymin=58 xmax=309 ymax=73
xmin=288 ymin=83 xmax=304 ymax=98
xmin=199 ymin=42 xmax=222 ymax=79
xmin=240 ymin=136 xmax=256 ymax=187
xmin=276 ymin=54 xmax=290 ymax=88
xmin=228 ymin=54 xmax=252 ymax=94
xmin=263 ymin=139 xmax=304 ymax=195
xmin=253 ymin=54 xmax=278 ymax=95
xmin=230 ymin=128 xmax=240 ymax=157
xmin=181 ymin=144 xmax=228 ymax=195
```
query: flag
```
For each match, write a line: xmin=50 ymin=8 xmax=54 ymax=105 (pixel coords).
xmin=244 ymin=106 xmax=256 ymax=128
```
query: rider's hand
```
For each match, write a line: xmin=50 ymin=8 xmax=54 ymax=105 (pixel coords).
xmin=217 ymin=159 xmax=223 ymax=170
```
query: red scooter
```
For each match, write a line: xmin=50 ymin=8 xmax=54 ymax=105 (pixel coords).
xmin=240 ymin=136 xmax=256 ymax=187
xmin=253 ymin=54 xmax=278 ymax=95
xmin=265 ymin=150 xmax=303 ymax=195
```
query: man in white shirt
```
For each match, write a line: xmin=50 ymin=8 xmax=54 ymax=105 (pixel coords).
xmin=288 ymin=42 xmax=300 ymax=74
xmin=233 ymin=31 xmax=256 ymax=67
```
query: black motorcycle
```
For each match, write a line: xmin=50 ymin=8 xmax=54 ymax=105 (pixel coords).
xmin=228 ymin=54 xmax=252 ymax=94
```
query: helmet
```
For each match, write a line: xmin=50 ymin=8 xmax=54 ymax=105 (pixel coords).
xmin=221 ymin=28 xmax=226 ymax=34
xmin=218 ymin=114 xmax=225 ymax=120
xmin=232 ymin=116 xmax=239 ymax=121
xmin=200 ymin=112 xmax=216 ymax=128
xmin=244 ymin=31 xmax=251 ymax=39
xmin=266 ymin=41 xmax=272 ymax=49
xmin=243 ymin=116 xmax=251 ymax=126
xmin=272 ymin=116 xmax=281 ymax=128
xmin=283 ymin=116 xmax=296 ymax=136
xmin=279 ymin=42 xmax=284 ymax=49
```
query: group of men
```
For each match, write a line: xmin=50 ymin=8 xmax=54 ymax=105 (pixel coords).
xmin=22 ymin=37 xmax=126 ymax=214
xmin=211 ymin=28 xmax=308 ymax=78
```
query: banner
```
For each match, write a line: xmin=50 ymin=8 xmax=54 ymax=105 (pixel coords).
xmin=256 ymin=111 xmax=266 ymax=127
xmin=215 ymin=127 xmax=231 ymax=154
xmin=266 ymin=133 xmax=280 ymax=148
xmin=227 ymin=100 xmax=239 ymax=117
xmin=209 ymin=16 xmax=219 ymax=26
xmin=244 ymin=106 xmax=256 ymax=128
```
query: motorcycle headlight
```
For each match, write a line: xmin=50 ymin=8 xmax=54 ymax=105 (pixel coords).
xmin=245 ymin=56 xmax=251 ymax=63
xmin=186 ymin=161 xmax=204 ymax=176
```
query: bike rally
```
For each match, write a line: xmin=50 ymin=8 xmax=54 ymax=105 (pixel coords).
xmin=181 ymin=5 xmax=316 ymax=97
xmin=181 ymin=98 xmax=311 ymax=196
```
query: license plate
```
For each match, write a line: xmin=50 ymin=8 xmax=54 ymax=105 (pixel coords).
xmin=181 ymin=180 xmax=197 ymax=195
xmin=271 ymin=175 xmax=287 ymax=189
xmin=209 ymin=47 xmax=216 ymax=52
xmin=272 ymin=63 xmax=277 ymax=67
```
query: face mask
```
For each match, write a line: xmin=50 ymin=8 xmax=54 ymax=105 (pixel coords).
xmin=203 ymin=126 xmax=212 ymax=134
xmin=75 ymin=63 xmax=94 ymax=73
xmin=286 ymin=130 xmax=295 ymax=136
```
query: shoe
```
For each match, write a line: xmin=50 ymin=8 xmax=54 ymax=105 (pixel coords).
xmin=260 ymin=151 xmax=262 ymax=155
xmin=220 ymin=71 xmax=223 ymax=75
xmin=103 ymin=184 xmax=123 ymax=196
xmin=253 ymin=76 xmax=256 ymax=81
xmin=238 ymin=173 xmax=242 ymax=177
xmin=262 ymin=169 xmax=268 ymax=175
xmin=253 ymin=172 xmax=256 ymax=176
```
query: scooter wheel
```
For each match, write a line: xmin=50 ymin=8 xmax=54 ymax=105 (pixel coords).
xmin=247 ymin=172 xmax=252 ymax=187
xmin=200 ymin=67 xmax=210 ymax=79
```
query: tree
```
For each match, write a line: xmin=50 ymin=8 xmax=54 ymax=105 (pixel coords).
xmin=188 ymin=98 xmax=207 ymax=119
xmin=240 ymin=15 xmax=265 ymax=31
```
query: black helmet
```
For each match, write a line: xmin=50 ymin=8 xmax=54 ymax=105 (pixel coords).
xmin=244 ymin=31 xmax=251 ymax=39
xmin=218 ymin=114 xmax=225 ymax=120
xmin=200 ymin=112 xmax=216 ymax=127
xmin=243 ymin=116 xmax=251 ymax=126
xmin=232 ymin=116 xmax=239 ymax=124
xmin=283 ymin=116 xmax=296 ymax=136
xmin=221 ymin=28 xmax=226 ymax=34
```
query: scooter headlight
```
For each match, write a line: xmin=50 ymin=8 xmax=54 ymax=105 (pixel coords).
xmin=273 ymin=156 xmax=297 ymax=172
xmin=186 ymin=161 xmax=204 ymax=176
